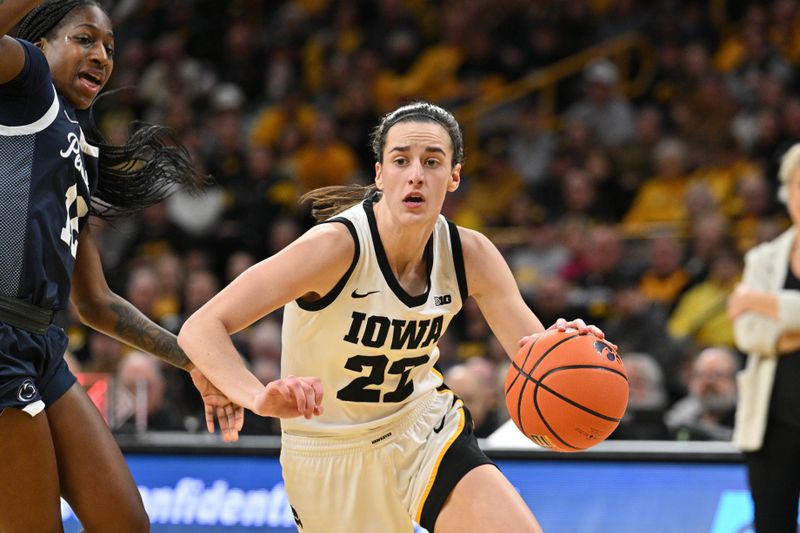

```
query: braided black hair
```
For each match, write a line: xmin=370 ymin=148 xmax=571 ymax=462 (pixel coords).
xmin=16 ymin=0 xmax=207 ymax=219
xmin=16 ymin=0 xmax=98 ymax=43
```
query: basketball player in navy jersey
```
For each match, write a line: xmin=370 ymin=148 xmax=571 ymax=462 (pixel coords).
xmin=180 ymin=101 xmax=609 ymax=532
xmin=0 ymin=1 xmax=243 ymax=531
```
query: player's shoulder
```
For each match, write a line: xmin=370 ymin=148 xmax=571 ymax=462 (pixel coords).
xmin=453 ymin=225 xmax=496 ymax=257
xmin=299 ymin=220 xmax=356 ymax=260
xmin=0 ymin=37 xmax=49 ymax=85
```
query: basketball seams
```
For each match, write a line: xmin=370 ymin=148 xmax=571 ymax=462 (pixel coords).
xmin=541 ymin=364 xmax=628 ymax=382
xmin=517 ymin=366 xmax=625 ymax=421
xmin=505 ymin=331 xmax=629 ymax=452
xmin=527 ymin=333 xmax=582 ymax=376
xmin=511 ymin=340 xmax=536 ymax=437
xmin=505 ymin=337 xmax=537 ymax=394
xmin=511 ymin=333 xmax=580 ymax=444
xmin=532 ymin=378 xmax=581 ymax=451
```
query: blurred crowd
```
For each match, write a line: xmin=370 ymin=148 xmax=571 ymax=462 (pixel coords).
xmin=61 ymin=0 xmax=800 ymax=440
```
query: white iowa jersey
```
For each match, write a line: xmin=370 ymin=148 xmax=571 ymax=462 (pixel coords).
xmin=281 ymin=199 xmax=468 ymax=436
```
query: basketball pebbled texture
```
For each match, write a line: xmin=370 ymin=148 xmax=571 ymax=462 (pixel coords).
xmin=504 ymin=329 xmax=629 ymax=452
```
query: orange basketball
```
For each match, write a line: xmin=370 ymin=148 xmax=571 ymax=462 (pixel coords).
xmin=504 ymin=329 xmax=628 ymax=452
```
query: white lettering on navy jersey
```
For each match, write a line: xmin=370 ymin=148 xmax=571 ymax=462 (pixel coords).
xmin=58 ymin=131 xmax=90 ymax=257
xmin=59 ymin=132 xmax=89 ymax=188
xmin=60 ymin=184 xmax=88 ymax=257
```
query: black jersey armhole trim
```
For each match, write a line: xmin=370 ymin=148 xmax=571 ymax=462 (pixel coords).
xmin=447 ymin=220 xmax=469 ymax=303
xmin=364 ymin=199 xmax=432 ymax=307
xmin=295 ymin=217 xmax=360 ymax=311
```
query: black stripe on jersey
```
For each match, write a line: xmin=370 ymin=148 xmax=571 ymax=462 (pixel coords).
xmin=295 ymin=217 xmax=360 ymax=311
xmin=363 ymin=199 xmax=432 ymax=308
xmin=446 ymin=220 xmax=468 ymax=304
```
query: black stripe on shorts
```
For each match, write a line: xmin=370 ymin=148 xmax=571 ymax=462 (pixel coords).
xmin=418 ymin=405 xmax=496 ymax=532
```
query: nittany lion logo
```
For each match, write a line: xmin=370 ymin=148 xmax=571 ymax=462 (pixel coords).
xmin=17 ymin=379 xmax=38 ymax=402
xmin=593 ymin=340 xmax=621 ymax=363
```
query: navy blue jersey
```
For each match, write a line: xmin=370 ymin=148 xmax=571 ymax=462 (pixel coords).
xmin=0 ymin=39 xmax=98 ymax=310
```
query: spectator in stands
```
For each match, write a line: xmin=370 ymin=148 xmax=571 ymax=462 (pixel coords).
xmin=564 ymin=224 xmax=626 ymax=323
xmin=730 ymin=170 xmax=788 ymax=254
xmin=463 ymin=136 xmax=526 ymax=226
xmin=238 ymin=320 xmax=283 ymax=436
xmin=117 ymin=201 xmax=195 ymax=266
xmin=151 ymin=252 xmax=184 ymax=333
xmin=507 ymin=101 xmax=556 ymax=191
xmin=445 ymin=359 xmax=502 ymax=438
xmin=623 ymin=137 xmax=692 ymax=235
xmin=668 ymin=246 xmax=742 ymax=349
xmin=552 ymin=167 xmax=608 ymax=225
xmin=506 ymin=217 xmax=570 ymax=301
xmin=602 ymin=274 xmax=686 ymax=402
xmin=220 ymin=145 xmax=299 ymax=255
xmin=528 ymin=275 xmax=587 ymax=335
xmin=292 ymin=112 xmax=361 ymax=191
xmin=614 ymin=105 xmax=663 ymax=206
xmin=225 ymin=251 xmax=257 ymax=285
xmin=116 ymin=351 xmax=185 ymax=433
xmin=138 ymin=30 xmax=216 ymax=119
xmin=611 ymin=352 xmax=670 ymax=440
xmin=689 ymin=135 xmax=761 ymax=214
xmin=683 ymin=211 xmax=732 ymax=285
xmin=638 ymin=232 xmax=690 ymax=312
xmin=124 ymin=264 xmax=161 ymax=322
xmin=82 ymin=331 xmax=126 ymax=375
xmin=249 ymin=91 xmax=316 ymax=150
xmin=564 ymin=58 xmax=635 ymax=148
xmin=181 ymin=269 xmax=220 ymax=323
xmin=664 ymin=346 xmax=739 ymax=441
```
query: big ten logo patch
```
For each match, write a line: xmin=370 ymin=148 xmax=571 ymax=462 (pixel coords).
xmin=434 ymin=294 xmax=451 ymax=306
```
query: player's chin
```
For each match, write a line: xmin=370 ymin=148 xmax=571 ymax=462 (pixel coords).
xmin=69 ymin=82 xmax=101 ymax=110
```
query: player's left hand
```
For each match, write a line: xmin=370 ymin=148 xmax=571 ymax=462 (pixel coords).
xmin=189 ymin=366 xmax=245 ymax=442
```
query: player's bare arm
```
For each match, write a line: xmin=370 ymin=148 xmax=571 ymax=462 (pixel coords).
xmin=458 ymin=226 xmax=544 ymax=357
xmin=459 ymin=227 xmax=606 ymax=356
xmin=196 ymin=222 xmax=355 ymax=335
xmin=178 ymin=222 xmax=354 ymax=415
xmin=0 ymin=1 xmax=41 ymax=83
xmin=71 ymin=224 xmax=244 ymax=438
xmin=70 ymin=224 xmax=193 ymax=369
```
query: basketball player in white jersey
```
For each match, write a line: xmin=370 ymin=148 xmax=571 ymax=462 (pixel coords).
xmin=179 ymin=101 xmax=608 ymax=532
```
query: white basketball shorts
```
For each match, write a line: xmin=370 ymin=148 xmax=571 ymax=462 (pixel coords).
xmin=280 ymin=387 xmax=494 ymax=532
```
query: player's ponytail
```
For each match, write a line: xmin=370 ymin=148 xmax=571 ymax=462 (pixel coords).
xmin=84 ymin=117 xmax=208 ymax=219
xmin=301 ymin=184 xmax=380 ymax=222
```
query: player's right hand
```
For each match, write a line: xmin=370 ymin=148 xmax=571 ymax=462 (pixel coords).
xmin=189 ymin=365 xmax=245 ymax=442
xmin=253 ymin=375 xmax=324 ymax=419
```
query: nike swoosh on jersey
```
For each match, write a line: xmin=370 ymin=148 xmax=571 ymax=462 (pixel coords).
xmin=351 ymin=289 xmax=380 ymax=298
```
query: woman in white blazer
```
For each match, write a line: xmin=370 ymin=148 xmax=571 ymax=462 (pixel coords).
xmin=728 ymin=143 xmax=800 ymax=533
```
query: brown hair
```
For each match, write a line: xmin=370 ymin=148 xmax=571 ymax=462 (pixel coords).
xmin=302 ymin=101 xmax=463 ymax=221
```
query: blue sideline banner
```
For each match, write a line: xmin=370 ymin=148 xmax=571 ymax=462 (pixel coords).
xmin=62 ymin=454 xmax=759 ymax=532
